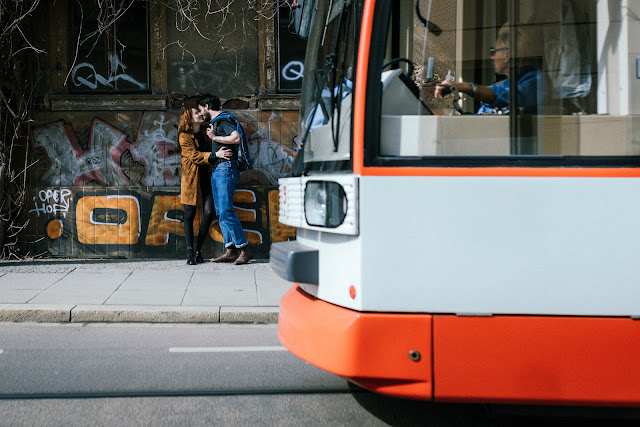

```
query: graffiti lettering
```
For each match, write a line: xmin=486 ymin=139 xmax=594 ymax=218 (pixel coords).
xmin=85 ymin=156 xmax=103 ymax=165
xmin=144 ymin=190 xmax=264 ymax=246
xmin=168 ymin=59 xmax=255 ymax=95
xmin=268 ymin=189 xmax=296 ymax=243
xmin=145 ymin=195 xmax=183 ymax=246
xmin=32 ymin=114 xmax=181 ymax=187
xmin=72 ymin=53 xmax=147 ymax=90
xmin=28 ymin=189 xmax=72 ymax=217
xmin=76 ymin=195 xmax=141 ymax=245
xmin=249 ymin=140 xmax=295 ymax=184
xmin=129 ymin=112 xmax=180 ymax=186
xmin=233 ymin=190 xmax=262 ymax=244
xmin=32 ymin=112 xmax=297 ymax=188
xmin=27 ymin=188 xmax=295 ymax=259
xmin=281 ymin=61 xmax=304 ymax=81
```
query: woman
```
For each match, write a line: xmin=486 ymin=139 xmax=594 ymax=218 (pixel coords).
xmin=178 ymin=104 xmax=215 ymax=265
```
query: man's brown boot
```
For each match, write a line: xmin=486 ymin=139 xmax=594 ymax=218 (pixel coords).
xmin=211 ymin=247 xmax=237 ymax=263
xmin=234 ymin=246 xmax=252 ymax=265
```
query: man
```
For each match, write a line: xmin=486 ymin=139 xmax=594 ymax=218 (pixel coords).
xmin=434 ymin=23 xmax=541 ymax=114
xmin=198 ymin=94 xmax=252 ymax=265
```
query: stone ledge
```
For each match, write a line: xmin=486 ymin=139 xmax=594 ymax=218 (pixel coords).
xmin=0 ymin=305 xmax=280 ymax=324
xmin=0 ymin=304 xmax=74 ymax=322
xmin=257 ymin=94 xmax=300 ymax=110
xmin=48 ymin=94 xmax=168 ymax=111
xmin=71 ymin=305 xmax=221 ymax=323
xmin=220 ymin=306 xmax=279 ymax=324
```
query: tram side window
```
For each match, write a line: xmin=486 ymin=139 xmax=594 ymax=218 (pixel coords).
xmin=379 ymin=0 xmax=640 ymax=158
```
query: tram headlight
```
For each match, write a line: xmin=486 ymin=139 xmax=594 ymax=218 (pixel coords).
xmin=304 ymin=181 xmax=347 ymax=228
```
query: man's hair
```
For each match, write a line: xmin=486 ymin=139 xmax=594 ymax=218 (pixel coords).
xmin=496 ymin=22 xmax=539 ymax=62
xmin=198 ymin=94 xmax=221 ymax=111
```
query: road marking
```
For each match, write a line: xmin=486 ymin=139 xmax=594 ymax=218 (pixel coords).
xmin=169 ymin=346 xmax=287 ymax=353
xmin=0 ymin=349 xmax=3 ymax=355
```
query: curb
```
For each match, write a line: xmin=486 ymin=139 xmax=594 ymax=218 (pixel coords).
xmin=221 ymin=307 xmax=280 ymax=324
xmin=0 ymin=304 xmax=75 ymax=323
xmin=0 ymin=304 xmax=280 ymax=324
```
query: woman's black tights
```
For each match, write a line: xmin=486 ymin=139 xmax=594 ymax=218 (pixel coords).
xmin=183 ymin=194 xmax=215 ymax=251
xmin=197 ymin=195 xmax=215 ymax=251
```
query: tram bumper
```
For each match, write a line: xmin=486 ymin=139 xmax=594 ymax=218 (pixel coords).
xmin=277 ymin=285 xmax=433 ymax=400
xmin=270 ymin=241 xmax=319 ymax=285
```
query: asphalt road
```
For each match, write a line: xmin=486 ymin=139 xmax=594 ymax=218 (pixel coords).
xmin=1 ymin=323 xmax=639 ymax=426
xmin=0 ymin=323 xmax=344 ymax=397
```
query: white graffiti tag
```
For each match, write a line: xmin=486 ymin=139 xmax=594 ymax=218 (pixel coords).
xmin=130 ymin=112 xmax=180 ymax=186
xmin=72 ymin=52 xmax=147 ymax=90
xmin=281 ymin=61 xmax=304 ymax=81
xmin=29 ymin=189 xmax=72 ymax=217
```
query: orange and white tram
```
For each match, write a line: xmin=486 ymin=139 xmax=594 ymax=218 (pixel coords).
xmin=270 ymin=0 xmax=640 ymax=405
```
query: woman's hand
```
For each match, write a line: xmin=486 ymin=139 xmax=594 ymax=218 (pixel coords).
xmin=215 ymin=147 xmax=233 ymax=160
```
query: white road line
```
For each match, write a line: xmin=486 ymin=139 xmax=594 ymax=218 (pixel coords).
xmin=169 ymin=346 xmax=287 ymax=353
xmin=0 ymin=349 xmax=3 ymax=355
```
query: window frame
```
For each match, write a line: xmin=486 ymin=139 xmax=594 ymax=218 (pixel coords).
xmin=47 ymin=0 xmax=167 ymax=111
xmin=68 ymin=1 xmax=151 ymax=95
xmin=362 ymin=0 xmax=640 ymax=169
xmin=276 ymin=2 xmax=308 ymax=93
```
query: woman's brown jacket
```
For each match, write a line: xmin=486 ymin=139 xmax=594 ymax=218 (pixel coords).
xmin=179 ymin=132 xmax=212 ymax=206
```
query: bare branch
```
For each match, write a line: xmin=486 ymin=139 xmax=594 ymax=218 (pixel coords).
xmin=65 ymin=0 xmax=85 ymax=86
xmin=163 ymin=40 xmax=197 ymax=63
xmin=0 ymin=89 xmax=18 ymax=119
xmin=12 ymin=26 xmax=46 ymax=56
xmin=0 ymin=0 xmax=42 ymax=42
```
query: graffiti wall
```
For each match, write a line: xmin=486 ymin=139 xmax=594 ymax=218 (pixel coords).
xmin=31 ymin=112 xmax=180 ymax=187
xmin=25 ymin=187 xmax=293 ymax=259
xmin=25 ymin=110 xmax=298 ymax=259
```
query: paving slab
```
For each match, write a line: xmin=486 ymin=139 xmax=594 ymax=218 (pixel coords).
xmin=182 ymin=286 xmax=257 ymax=306
xmin=183 ymin=270 xmax=258 ymax=306
xmin=28 ymin=269 xmax=132 ymax=304
xmin=117 ymin=270 xmax=193 ymax=291
xmin=0 ymin=290 xmax=43 ymax=304
xmin=105 ymin=290 xmax=187 ymax=305
xmin=0 ymin=259 xmax=292 ymax=324
xmin=29 ymin=287 xmax=116 ymax=305
xmin=255 ymin=269 xmax=292 ymax=306
xmin=0 ymin=272 xmax=67 ymax=289
xmin=189 ymin=269 xmax=256 ymax=286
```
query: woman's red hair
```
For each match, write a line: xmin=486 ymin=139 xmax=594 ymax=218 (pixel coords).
xmin=178 ymin=109 xmax=194 ymax=135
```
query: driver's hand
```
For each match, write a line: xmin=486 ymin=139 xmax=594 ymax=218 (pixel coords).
xmin=434 ymin=80 xmax=456 ymax=98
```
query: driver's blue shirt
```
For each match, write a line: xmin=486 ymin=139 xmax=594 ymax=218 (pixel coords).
xmin=477 ymin=67 xmax=541 ymax=114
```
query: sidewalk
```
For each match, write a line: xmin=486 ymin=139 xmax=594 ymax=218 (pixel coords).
xmin=0 ymin=258 xmax=292 ymax=324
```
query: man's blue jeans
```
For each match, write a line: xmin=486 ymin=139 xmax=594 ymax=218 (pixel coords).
xmin=211 ymin=161 xmax=248 ymax=248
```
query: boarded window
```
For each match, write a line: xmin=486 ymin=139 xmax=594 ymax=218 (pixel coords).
xmin=278 ymin=3 xmax=307 ymax=92
xmin=70 ymin=2 xmax=149 ymax=93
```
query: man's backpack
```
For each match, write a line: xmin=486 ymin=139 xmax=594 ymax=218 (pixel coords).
xmin=210 ymin=111 xmax=253 ymax=172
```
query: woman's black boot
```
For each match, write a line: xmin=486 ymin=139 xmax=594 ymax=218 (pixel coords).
xmin=187 ymin=248 xmax=197 ymax=265
xmin=195 ymin=250 xmax=205 ymax=264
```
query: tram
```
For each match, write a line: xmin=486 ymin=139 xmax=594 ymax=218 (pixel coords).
xmin=270 ymin=0 xmax=640 ymax=405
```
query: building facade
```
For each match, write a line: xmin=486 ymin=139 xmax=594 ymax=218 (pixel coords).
xmin=16 ymin=0 xmax=303 ymax=259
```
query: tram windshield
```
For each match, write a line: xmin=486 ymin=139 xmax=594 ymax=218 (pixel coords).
xmin=294 ymin=0 xmax=640 ymax=174
xmin=294 ymin=0 xmax=361 ymax=175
